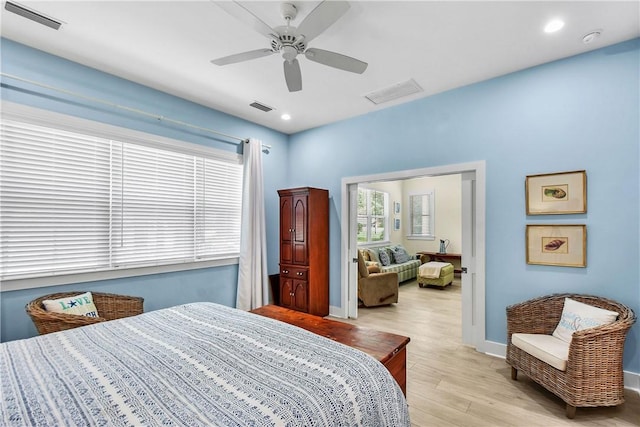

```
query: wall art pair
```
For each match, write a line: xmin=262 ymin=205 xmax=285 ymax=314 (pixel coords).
xmin=525 ymin=170 xmax=587 ymax=267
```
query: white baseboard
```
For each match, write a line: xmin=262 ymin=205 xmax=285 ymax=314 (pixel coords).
xmin=481 ymin=340 xmax=639 ymax=393
xmin=329 ymin=305 xmax=345 ymax=319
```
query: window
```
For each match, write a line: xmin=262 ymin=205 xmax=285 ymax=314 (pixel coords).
xmin=0 ymin=111 xmax=242 ymax=282
xmin=357 ymin=187 xmax=388 ymax=244
xmin=409 ymin=190 xmax=435 ymax=239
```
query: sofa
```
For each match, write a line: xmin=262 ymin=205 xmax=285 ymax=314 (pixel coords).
xmin=359 ymin=244 xmax=421 ymax=283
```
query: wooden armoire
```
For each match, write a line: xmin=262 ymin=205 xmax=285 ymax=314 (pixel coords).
xmin=277 ymin=187 xmax=329 ymax=317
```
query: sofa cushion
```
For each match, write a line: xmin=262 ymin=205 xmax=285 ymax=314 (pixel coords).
xmin=512 ymin=333 xmax=569 ymax=371
xmin=378 ymin=249 xmax=391 ymax=266
xmin=391 ymin=245 xmax=410 ymax=263
xmin=366 ymin=248 xmax=381 ymax=264
xmin=552 ymin=297 xmax=619 ymax=343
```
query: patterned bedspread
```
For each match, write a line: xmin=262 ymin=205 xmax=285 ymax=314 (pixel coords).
xmin=1 ymin=302 xmax=409 ymax=426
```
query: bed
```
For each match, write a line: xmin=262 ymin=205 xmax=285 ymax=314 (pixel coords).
xmin=1 ymin=302 xmax=409 ymax=426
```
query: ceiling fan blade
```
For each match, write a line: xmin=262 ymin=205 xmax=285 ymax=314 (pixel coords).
xmin=297 ymin=1 xmax=350 ymax=43
xmin=283 ymin=59 xmax=302 ymax=92
xmin=214 ymin=1 xmax=276 ymax=39
xmin=304 ymin=48 xmax=367 ymax=74
xmin=211 ymin=49 xmax=274 ymax=66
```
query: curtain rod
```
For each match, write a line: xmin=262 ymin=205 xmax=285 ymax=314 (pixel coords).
xmin=0 ymin=72 xmax=261 ymax=146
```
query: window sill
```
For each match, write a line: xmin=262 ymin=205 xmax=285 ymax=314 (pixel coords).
xmin=357 ymin=241 xmax=392 ymax=248
xmin=0 ymin=257 xmax=239 ymax=292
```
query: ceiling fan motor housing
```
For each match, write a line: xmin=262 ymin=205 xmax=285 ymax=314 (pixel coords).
xmin=271 ymin=32 xmax=306 ymax=55
xmin=280 ymin=3 xmax=297 ymax=22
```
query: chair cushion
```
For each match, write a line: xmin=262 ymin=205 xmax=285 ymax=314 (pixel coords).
xmin=552 ymin=297 xmax=619 ymax=343
xmin=367 ymin=264 xmax=381 ymax=274
xmin=512 ymin=333 xmax=569 ymax=371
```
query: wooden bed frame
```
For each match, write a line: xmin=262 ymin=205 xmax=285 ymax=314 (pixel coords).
xmin=250 ymin=305 xmax=410 ymax=395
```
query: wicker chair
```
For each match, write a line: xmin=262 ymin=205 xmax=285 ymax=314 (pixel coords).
xmin=506 ymin=293 xmax=635 ymax=419
xmin=26 ymin=291 xmax=144 ymax=335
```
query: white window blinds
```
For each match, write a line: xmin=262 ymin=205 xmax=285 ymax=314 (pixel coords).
xmin=409 ymin=192 xmax=434 ymax=238
xmin=0 ymin=117 xmax=243 ymax=281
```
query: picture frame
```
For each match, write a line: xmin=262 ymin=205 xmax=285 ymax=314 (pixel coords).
xmin=394 ymin=218 xmax=400 ymax=231
xmin=525 ymin=170 xmax=586 ymax=215
xmin=394 ymin=201 xmax=401 ymax=214
xmin=526 ymin=224 xmax=586 ymax=267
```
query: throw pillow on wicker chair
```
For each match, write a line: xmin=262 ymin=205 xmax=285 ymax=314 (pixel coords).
xmin=42 ymin=292 xmax=100 ymax=318
xmin=552 ymin=297 xmax=618 ymax=343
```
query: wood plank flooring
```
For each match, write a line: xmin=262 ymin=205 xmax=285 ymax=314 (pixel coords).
xmin=336 ymin=279 xmax=640 ymax=426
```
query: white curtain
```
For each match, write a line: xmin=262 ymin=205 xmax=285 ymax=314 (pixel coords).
xmin=236 ymin=138 xmax=269 ymax=310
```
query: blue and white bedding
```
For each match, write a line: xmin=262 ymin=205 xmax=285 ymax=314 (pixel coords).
xmin=1 ymin=302 xmax=409 ymax=426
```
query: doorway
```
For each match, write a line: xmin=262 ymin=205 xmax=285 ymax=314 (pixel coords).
xmin=340 ymin=161 xmax=486 ymax=351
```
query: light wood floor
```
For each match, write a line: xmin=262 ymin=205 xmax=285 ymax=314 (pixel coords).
xmin=340 ymin=279 xmax=640 ymax=426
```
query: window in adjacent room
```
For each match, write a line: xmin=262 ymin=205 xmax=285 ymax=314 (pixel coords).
xmin=0 ymin=108 xmax=243 ymax=283
xmin=357 ymin=187 xmax=388 ymax=244
xmin=408 ymin=190 xmax=435 ymax=240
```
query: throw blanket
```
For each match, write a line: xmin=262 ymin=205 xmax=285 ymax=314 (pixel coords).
xmin=419 ymin=261 xmax=451 ymax=278
xmin=1 ymin=302 xmax=409 ymax=427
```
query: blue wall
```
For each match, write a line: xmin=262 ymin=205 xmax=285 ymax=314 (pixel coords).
xmin=1 ymin=38 xmax=639 ymax=375
xmin=0 ymin=38 xmax=290 ymax=341
xmin=289 ymin=39 xmax=640 ymax=374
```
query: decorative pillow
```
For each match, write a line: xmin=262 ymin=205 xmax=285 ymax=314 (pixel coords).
xmin=391 ymin=246 xmax=410 ymax=264
xmin=42 ymin=292 xmax=100 ymax=318
xmin=378 ymin=249 xmax=391 ymax=266
xmin=367 ymin=248 xmax=381 ymax=264
xmin=552 ymin=298 xmax=619 ymax=343
xmin=360 ymin=249 xmax=370 ymax=262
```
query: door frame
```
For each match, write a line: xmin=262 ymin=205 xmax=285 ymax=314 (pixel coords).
xmin=338 ymin=160 xmax=487 ymax=351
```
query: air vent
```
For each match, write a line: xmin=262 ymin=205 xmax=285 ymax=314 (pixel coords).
xmin=249 ymin=101 xmax=274 ymax=112
xmin=5 ymin=1 xmax=62 ymax=30
xmin=364 ymin=79 xmax=423 ymax=105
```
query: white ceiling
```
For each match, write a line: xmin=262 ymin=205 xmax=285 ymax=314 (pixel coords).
xmin=1 ymin=1 xmax=639 ymax=134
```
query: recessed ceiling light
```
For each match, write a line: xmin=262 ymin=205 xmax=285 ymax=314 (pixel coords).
xmin=544 ymin=19 xmax=565 ymax=33
xmin=281 ymin=113 xmax=291 ymax=121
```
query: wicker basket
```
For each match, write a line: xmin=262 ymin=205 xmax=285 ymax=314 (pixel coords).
xmin=506 ymin=293 xmax=636 ymax=419
xmin=26 ymin=291 xmax=144 ymax=335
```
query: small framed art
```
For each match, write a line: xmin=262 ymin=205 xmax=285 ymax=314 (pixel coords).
xmin=394 ymin=201 xmax=401 ymax=214
xmin=394 ymin=218 xmax=400 ymax=231
xmin=525 ymin=170 xmax=586 ymax=215
xmin=526 ymin=224 xmax=586 ymax=267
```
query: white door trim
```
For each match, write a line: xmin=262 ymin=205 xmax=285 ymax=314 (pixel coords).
xmin=337 ymin=160 xmax=486 ymax=351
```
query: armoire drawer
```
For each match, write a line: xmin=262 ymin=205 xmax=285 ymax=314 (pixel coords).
xmin=280 ymin=266 xmax=307 ymax=280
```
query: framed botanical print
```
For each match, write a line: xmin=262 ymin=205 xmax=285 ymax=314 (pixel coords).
xmin=526 ymin=224 xmax=586 ymax=267
xmin=526 ymin=170 xmax=586 ymax=215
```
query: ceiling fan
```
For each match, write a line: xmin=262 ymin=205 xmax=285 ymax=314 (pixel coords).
xmin=211 ymin=1 xmax=368 ymax=92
